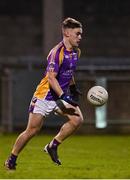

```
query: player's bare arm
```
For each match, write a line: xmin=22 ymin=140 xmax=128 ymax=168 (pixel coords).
xmin=47 ymin=71 xmax=63 ymax=97
xmin=48 ymin=71 xmax=78 ymax=107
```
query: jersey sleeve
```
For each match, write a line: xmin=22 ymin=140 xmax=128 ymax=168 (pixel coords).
xmin=46 ymin=46 xmax=64 ymax=73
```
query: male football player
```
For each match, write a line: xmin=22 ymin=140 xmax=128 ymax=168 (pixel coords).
xmin=5 ymin=17 xmax=84 ymax=169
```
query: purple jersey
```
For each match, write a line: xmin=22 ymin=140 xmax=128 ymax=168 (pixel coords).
xmin=34 ymin=41 xmax=81 ymax=101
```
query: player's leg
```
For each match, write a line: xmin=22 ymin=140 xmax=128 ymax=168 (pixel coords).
xmin=5 ymin=113 xmax=44 ymax=170
xmin=54 ymin=106 xmax=83 ymax=142
xmin=12 ymin=113 xmax=44 ymax=155
xmin=44 ymin=103 xmax=83 ymax=165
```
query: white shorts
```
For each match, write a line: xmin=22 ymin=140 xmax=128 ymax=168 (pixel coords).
xmin=29 ymin=97 xmax=59 ymax=117
xmin=29 ymin=96 xmax=79 ymax=117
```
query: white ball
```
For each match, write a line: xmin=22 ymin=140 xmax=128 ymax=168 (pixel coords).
xmin=87 ymin=86 xmax=108 ymax=106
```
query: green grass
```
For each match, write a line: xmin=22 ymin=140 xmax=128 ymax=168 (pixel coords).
xmin=0 ymin=134 xmax=130 ymax=179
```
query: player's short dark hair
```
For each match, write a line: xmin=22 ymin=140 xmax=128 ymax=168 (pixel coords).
xmin=62 ymin=17 xmax=82 ymax=29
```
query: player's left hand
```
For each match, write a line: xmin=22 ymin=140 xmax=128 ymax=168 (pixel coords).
xmin=69 ymin=84 xmax=82 ymax=101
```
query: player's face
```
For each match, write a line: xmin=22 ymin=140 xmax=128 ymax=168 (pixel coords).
xmin=68 ymin=28 xmax=82 ymax=47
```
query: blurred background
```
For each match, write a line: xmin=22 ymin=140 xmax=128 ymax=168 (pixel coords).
xmin=0 ymin=0 xmax=130 ymax=134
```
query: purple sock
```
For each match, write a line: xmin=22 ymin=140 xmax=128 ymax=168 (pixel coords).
xmin=9 ymin=153 xmax=17 ymax=163
xmin=50 ymin=139 xmax=60 ymax=148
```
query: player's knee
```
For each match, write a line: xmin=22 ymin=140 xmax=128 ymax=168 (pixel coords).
xmin=26 ymin=127 xmax=40 ymax=137
xmin=32 ymin=128 xmax=40 ymax=136
xmin=77 ymin=116 xmax=84 ymax=126
xmin=72 ymin=116 xmax=84 ymax=127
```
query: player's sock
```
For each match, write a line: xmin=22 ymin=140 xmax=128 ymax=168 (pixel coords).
xmin=10 ymin=153 xmax=17 ymax=163
xmin=5 ymin=153 xmax=17 ymax=170
xmin=49 ymin=139 xmax=61 ymax=148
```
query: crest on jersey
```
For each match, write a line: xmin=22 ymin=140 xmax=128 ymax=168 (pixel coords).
xmin=65 ymin=55 xmax=69 ymax=59
xmin=48 ymin=62 xmax=55 ymax=72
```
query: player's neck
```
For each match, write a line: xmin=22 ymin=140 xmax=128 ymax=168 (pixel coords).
xmin=63 ymin=38 xmax=73 ymax=51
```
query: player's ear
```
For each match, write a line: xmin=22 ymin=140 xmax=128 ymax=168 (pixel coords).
xmin=63 ymin=28 xmax=70 ymax=37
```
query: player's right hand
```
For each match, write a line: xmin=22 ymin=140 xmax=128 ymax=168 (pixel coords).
xmin=59 ymin=93 xmax=78 ymax=107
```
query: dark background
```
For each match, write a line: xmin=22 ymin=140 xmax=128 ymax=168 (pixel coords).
xmin=0 ymin=0 xmax=130 ymax=133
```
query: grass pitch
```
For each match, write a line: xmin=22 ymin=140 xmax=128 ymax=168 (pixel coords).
xmin=0 ymin=134 xmax=130 ymax=179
